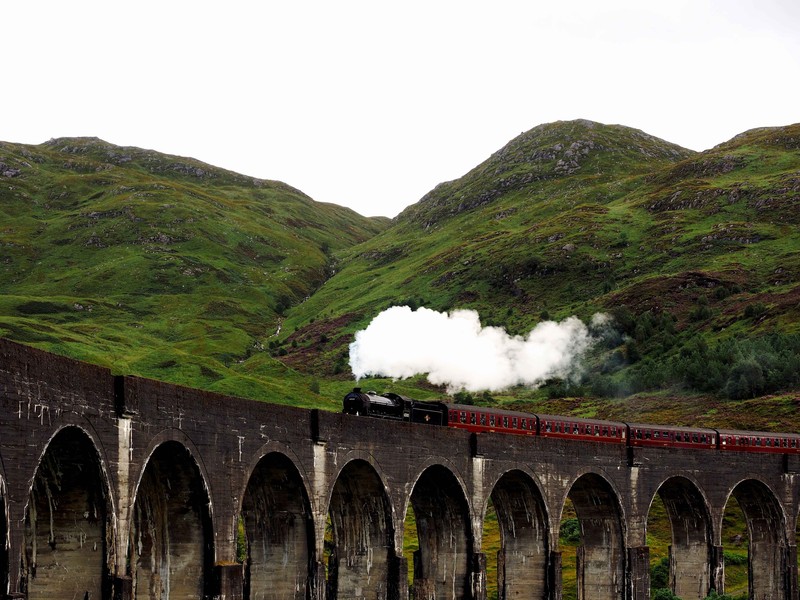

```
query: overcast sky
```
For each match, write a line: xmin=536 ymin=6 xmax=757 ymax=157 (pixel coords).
xmin=4 ymin=1 xmax=799 ymax=218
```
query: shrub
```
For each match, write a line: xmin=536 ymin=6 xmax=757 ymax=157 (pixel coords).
xmin=453 ymin=391 xmax=474 ymax=405
xmin=724 ymin=358 xmax=765 ymax=399
xmin=704 ymin=591 xmax=747 ymax=600
xmin=653 ymin=588 xmax=682 ymax=600
xmin=650 ymin=557 xmax=670 ymax=589
xmin=744 ymin=302 xmax=768 ymax=319
xmin=689 ymin=302 xmax=713 ymax=322
xmin=559 ymin=518 xmax=581 ymax=544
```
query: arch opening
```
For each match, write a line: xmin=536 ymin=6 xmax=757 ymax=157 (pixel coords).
xmin=240 ymin=452 xmax=312 ymax=600
xmin=326 ymin=459 xmax=394 ymax=600
xmin=488 ymin=470 xmax=549 ymax=599
xmin=129 ymin=441 xmax=213 ymax=600
xmin=647 ymin=477 xmax=713 ymax=600
xmin=409 ymin=465 xmax=472 ymax=600
xmin=560 ymin=473 xmax=624 ymax=600
xmin=723 ymin=480 xmax=787 ymax=600
xmin=22 ymin=427 xmax=112 ymax=600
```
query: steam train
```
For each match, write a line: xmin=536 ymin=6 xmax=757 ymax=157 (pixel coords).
xmin=343 ymin=388 xmax=800 ymax=454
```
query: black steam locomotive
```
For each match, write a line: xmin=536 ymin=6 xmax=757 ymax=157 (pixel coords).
xmin=343 ymin=388 xmax=449 ymax=424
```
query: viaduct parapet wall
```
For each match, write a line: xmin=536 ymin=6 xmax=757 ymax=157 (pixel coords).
xmin=1 ymin=338 xmax=798 ymax=600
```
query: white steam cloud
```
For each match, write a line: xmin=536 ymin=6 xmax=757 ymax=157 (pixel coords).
xmin=349 ymin=306 xmax=610 ymax=392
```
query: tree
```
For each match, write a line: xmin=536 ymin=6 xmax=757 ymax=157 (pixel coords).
xmin=724 ymin=358 xmax=765 ymax=399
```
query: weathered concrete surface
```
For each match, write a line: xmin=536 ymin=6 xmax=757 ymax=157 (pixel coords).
xmin=241 ymin=452 xmax=311 ymax=600
xmin=2 ymin=338 xmax=800 ymax=600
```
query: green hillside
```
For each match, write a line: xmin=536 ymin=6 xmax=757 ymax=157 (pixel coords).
xmin=279 ymin=120 xmax=800 ymax=427
xmin=0 ymin=137 xmax=386 ymax=408
xmin=2 ymin=121 xmax=800 ymax=426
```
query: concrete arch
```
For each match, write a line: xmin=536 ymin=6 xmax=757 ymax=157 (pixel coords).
xmin=133 ymin=427 xmax=214 ymax=510
xmin=403 ymin=454 xmax=471 ymax=521
xmin=239 ymin=441 xmax=310 ymax=511
xmin=326 ymin=457 xmax=395 ymax=600
xmin=21 ymin=425 xmax=114 ymax=600
xmin=129 ymin=439 xmax=214 ymax=600
xmin=408 ymin=463 xmax=473 ymax=600
xmin=322 ymin=447 xmax=396 ymax=553
xmin=648 ymin=476 xmax=713 ymax=600
xmin=324 ymin=448 xmax=393 ymax=515
xmin=240 ymin=450 xmax=313 ymax=600
xmin=560 ymin=471 xmax=626 ymax=600
xmin=486 ymin=468 xmax=550 ymax=600
xmin=722 ymin=478 xmax=789 ymax=600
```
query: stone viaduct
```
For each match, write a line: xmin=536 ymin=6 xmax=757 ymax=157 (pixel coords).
xmin=1 ymin=337 xmax=799 ymax=600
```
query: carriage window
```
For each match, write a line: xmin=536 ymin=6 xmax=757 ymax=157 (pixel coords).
xmin=612 ymin=426 xmax=617 ymax=436
xmin=653 ymin=431 xmax=660 ymax=439
xmin=521 ymin=418 xmax=527 ymax=429
xmin=636 ymin=430 xmax=642 ymax=439
xmin=692 ymin=434 xmax=698 ymax=443
xmin=512 ymin=417 xmax=518 ymax=429
xmin=602 ymin=427 xmax=608 ymax=437
xmin=755 ymin=438 xmax=761 ymax=446
xmin=503 ymin=417 xmax=509 ymax=428
xmin=460 ymin=412 xmax=467 ymax=424
xmin=480 ymin=414 xmax=486 ymax=426
xmin=792 ymin=439 xmax=797 ymax=448
xmin=545 ymin=422 xmax=552 ymax=432
xmin=490 ymin=415 xmax=496 ymax=427
xmin=573 ymin=424 xmax=579 ymax=434
xmin=470 ymin=413 xmax=477 ymax=425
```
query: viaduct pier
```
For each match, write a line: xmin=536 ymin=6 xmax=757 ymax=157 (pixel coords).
xmin=1 ymin=338 xmax=798 ymax=599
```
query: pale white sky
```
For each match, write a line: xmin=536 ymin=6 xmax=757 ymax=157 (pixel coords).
xmin=3 ymin=1 xmax=799 ymax=217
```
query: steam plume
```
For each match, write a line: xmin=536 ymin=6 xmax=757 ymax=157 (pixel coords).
xmin=349 ymin=306 xmax=609 ymax=392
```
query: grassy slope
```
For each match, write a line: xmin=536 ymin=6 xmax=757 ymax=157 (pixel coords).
xmin=0 ymin=137 xmax=386 ymax=408
xmin=282 ymin=120 xmax=800 ymax=424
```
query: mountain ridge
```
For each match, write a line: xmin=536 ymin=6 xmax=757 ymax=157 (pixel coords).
xmin=398 ymin=119 xmax=696 ymax=228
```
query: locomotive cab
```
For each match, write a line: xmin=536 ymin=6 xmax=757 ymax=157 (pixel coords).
xmin=409 ymin=400 xmax=448 ymax=425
